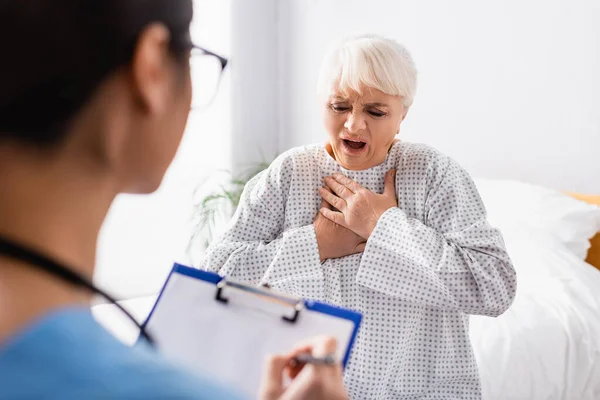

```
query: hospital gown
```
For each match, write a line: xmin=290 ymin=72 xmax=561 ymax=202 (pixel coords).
xmin=201 ymin=141 xmax=517 ymax=400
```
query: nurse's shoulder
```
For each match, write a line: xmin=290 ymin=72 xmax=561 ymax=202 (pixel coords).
xmin=0 ymin=308 xmax=242 ymax=399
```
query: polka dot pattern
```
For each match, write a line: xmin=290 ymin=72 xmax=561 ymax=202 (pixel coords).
xmin=200 ymin=141 xmax=517 ymax=400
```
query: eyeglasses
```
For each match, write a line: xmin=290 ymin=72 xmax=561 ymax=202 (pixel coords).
xmin=190 ymin=45 xmax=228 ymax=111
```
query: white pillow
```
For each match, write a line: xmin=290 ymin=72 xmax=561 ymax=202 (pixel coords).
xmin=473 ymin=178 xmax=600 ymax=260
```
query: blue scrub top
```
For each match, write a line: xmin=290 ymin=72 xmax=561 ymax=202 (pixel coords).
xmin=0 ymin=307 xmax=244 ymax=399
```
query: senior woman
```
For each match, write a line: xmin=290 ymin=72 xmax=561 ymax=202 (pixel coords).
xmin=201 ymin=34 xmax=517 ymax=399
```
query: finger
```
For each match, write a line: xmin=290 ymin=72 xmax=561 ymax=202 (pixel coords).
xmin=259 ymin=354 xmax=288 ymax=399
xmin=311 ymin=336 xmax=338 ymax=358
xmin=320 ymin=208 xmax=347 ymax=227
xmin=354 ymin=242 xmax=366 ymax=253
xmin=286 ymin=335 xmax=336 ymax=360
xmin=311 ymin=337 xmax=344 ymax=381
xmin=324 ymin=176 xmax=353 ymax=200
xmin=285 ymin=358 xmax=306 ymax=381
xmin=283 ymin=336 xmax=328 ymax=380
xmin=284 ymin=344 xmax=313 ymax=380
xmin=320 ymin=198 xmax=331 ymax=210
xmin=263 ymin=354 xmax=288 ymax=384
xmin=322 ymin=186 xmax=342 ymax=212
xmin=333 ymin=173 xmax=362 ymax=193
xmin=383 ymin=169 xmax=397 ymax=198
xmin=286 ymin=362 xmax=304 ymax=380
xmin=283 ymin=337 xmax=344 ymax=399
xmin=318 ymin=187 xmax=346 ymax=211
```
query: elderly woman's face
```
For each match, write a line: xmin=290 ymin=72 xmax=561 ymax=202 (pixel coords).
xmin=323 ymin=85 xmax=405 ymax=170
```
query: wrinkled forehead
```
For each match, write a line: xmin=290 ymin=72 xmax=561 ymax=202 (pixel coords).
xmin=327 ymin=82 xmax=403 ymax=107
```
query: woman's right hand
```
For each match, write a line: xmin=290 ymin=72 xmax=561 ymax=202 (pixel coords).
xmin=259 ymin=336 xmax=348 ymax=400
xmin=314 ymin=198 xmax=366 ymax=262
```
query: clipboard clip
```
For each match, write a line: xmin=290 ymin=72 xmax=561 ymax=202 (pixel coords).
xmin=215 ymin=279 xmax=304 ymax=324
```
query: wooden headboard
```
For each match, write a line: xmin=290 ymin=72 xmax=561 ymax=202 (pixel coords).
xmin=568 ymin=193 xmax=600 ymax=270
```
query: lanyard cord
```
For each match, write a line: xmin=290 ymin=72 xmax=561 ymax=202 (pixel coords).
xmin=0 ymin=235 xmax=154 ymax=346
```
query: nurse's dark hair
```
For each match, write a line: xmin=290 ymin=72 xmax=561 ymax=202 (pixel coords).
xmin=0 ymin=0 xmax=194 ymax=146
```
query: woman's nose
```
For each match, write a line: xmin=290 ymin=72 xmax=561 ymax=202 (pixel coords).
xmin=344 ymin=111 xmax=366 ymax=133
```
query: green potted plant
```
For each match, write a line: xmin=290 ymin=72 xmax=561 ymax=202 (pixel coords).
xmin=187 ymin=159 xmax=272 ymax=262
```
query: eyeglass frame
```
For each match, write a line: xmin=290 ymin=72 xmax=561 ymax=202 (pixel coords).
xmin=186 ymin=43 xmax=228 ymax=111
xmin=192 ymin=44 xmax=228 ymax=71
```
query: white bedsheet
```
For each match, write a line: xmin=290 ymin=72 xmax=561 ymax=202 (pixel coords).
xmin=470 ymin=229 xmax=600 ymax=400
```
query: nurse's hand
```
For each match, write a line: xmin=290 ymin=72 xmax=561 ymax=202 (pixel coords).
xmin=314 ymin=198 xmax=366 ymax=262
xmin=320 ymin=169 xmax=397 ymax=240
xmin=259 ymin=336 xmax=348 ymax=400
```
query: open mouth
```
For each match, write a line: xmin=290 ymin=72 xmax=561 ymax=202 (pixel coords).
xmin=343 ymin=139 xmax=367 ymax=150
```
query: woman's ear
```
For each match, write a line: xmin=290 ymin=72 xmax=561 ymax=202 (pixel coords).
xmin=396 ymin=107 xmax=408 ymax=134
xmin=401 ymin=107 xmax=409 ymax=122
xmin=130 ymin=23 xmax=173 ymax=115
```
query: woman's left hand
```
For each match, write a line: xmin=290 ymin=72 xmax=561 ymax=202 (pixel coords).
xmin=319 ymin=169 xmax=398 ymax=240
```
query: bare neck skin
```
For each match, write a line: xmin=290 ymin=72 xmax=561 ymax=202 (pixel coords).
xmin=0 ymin=126 xmax=118 ymax=344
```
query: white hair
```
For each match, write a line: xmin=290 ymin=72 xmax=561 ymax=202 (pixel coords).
xmin=317 ymin=34 xmax=418 ymax=108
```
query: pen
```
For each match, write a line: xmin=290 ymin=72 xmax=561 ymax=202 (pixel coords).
xmin=289 ymin=353 xmax=337 ymax=367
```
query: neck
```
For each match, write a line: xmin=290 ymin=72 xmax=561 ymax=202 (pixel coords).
xmin=0 ymin=142 xmax=117 ymax=342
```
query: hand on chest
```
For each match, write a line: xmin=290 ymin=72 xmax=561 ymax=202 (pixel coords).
xmin=284 ymin=169 xmax=390 ymax=226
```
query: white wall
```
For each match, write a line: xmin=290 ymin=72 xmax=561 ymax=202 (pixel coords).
xmin=94 ymin=0 xmax=232 ymax=299
xmin=276 ymin=0 xmax=600 ymax=193
xmin=229 ymin=0 xmax=282 ymax=173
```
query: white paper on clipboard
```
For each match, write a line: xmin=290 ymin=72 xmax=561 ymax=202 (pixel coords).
xmin=143 ymin=264 xmax=362 ymax=399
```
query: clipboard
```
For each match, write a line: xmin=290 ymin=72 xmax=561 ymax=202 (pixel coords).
xmin=142 ymin=263 xmax=362 ymax=398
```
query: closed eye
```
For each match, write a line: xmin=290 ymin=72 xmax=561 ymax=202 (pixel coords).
xmin=367 ymin=109 xmax=386 ymax=117
xmin=330 ymin=104 xmax=351 ymax=113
